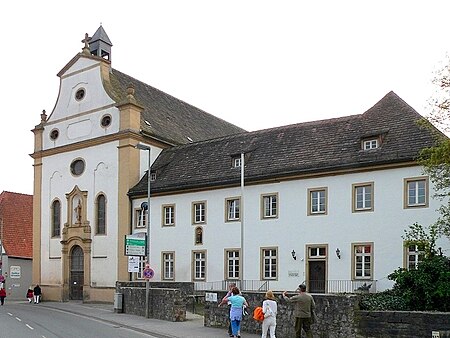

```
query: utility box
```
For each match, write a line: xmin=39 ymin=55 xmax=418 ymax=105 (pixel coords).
xmin=114 ymin=292 xmax=123 ymax=313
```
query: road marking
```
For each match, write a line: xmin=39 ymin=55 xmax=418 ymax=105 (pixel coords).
xmin=7 ymin=312 xmax=12 ymax=316
xmin=26 ymin=324 xmax=34 ymax=330
xmin=15 ymin=317 xmax=22 ymax=321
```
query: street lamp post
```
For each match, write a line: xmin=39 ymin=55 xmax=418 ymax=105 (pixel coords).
xmin=136 ymin=143 xmax=151 ymax=318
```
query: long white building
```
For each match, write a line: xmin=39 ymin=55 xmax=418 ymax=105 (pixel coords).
xmin=32 ymin=26 xmax=449 ymax=302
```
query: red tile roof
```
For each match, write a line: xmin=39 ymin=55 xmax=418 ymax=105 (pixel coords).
xmin=0 ymin=191 xmax=33 ymax=259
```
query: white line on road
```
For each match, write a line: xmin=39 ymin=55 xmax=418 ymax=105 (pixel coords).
xmin=7 ymin=312 xmax=12 ymax=316
xmin=15 ymin=317 xmax=22 ymax=321
xmin=26 ymin=324 xmax=34 ymax=330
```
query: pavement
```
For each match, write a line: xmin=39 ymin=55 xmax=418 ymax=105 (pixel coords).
xmin=36 ymin=301 xmax=261 ymax=338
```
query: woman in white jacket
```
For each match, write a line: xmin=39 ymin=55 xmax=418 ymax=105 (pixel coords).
xmin=261 ymin=290 xmax=277 ymax=338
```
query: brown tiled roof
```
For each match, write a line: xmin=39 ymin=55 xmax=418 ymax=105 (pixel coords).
xmin=129 ymin=91 xmax=442 ymax=196
xmin=110 ymin=69 xmax=246 ymax=145
xmin=0 ymin=191 xmax=33 ymax=259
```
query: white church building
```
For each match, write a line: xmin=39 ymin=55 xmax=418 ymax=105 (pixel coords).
xmin=32 ymin=26 xmax=449 ymax=302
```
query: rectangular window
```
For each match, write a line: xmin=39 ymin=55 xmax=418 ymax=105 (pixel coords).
xmin=405 ymin=244 xmax=424 ymax=270
xmin=192 ymin=201 xmax=206 ymax=224
xmin=232 ymin=156 xmax=241 ymax=168
xmin=225 ymin=197 xmax=240 ymax=222
xmin=225 ymin=249 xmax=240 ymax=279
xmin=363 ymin=139 xmax=378 ymax=150
xmin=261 ymin=248 xmax=278 ymax=280
xmin=162 ymin=204 xmax=175 ymax=226
xmin=352 ymin=183 xmax=374 ymax=212
xmin=192 ymin=251 xmax=206 ymax=281
xmin=353 ymin=243 xmax=373 ymax=279
xmin=162 ymin=252 xmax=175 ymax=280
xmin=135 ymin=209 xmax=147 ymax=228
xmin=309 ymin=246 xmax=327 ymax=258
xmin=261 ymin=193 xmax=278 ymax=219
xmin=308 ymin=188 xmax=327 ymax=215
xmin=404 ymin=177 xmax=428 ymax=208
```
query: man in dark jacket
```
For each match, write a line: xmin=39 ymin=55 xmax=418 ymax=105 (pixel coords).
xmin=33 ymin=284 xmax=42 ymax=304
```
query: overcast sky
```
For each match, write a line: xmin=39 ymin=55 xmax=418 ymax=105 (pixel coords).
xmin=1 ymin=1 xmax=449 ymax=195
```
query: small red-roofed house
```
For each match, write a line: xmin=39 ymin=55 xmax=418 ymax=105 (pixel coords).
xmin=0 ymin=191 xmax=33 ymax=300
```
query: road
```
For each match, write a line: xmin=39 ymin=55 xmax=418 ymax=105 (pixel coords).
xmin=0 ymin=302 xmax=158 ymax=338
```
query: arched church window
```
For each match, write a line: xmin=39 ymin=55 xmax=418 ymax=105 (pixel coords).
xmin=96 ymin=194 xmax=106 ymax=235
xmin=51 ymin=200 xmax=61 ymax=237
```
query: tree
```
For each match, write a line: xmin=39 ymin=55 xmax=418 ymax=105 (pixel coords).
xmin=418 ymin=55 xmax=450 ymax=239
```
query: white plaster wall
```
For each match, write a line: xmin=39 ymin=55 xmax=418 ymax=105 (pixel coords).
xmin=40 ymin=141 xmax=119 ymax=287
xmin=44 ymin=62 xmax=118 ymax=150
xmin=132 ymin=165 xmax=450 ymax=292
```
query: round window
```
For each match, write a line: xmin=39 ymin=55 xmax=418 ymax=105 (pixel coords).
xmin=101 ymin=115 xmax=112 ymax=128
xmin=75 ymin=88 xmax=86 ymax=101
xmin=70 ymin=159 xmax=85 ymax=176
xmin=50 ymin=129 xmax=59 ymax=140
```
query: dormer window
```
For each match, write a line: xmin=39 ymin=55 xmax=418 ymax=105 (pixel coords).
xmin=232 ymin=156 xmax=241 ymax=168
xmin=150 ymin=173 xmax=156 ymax=181
xmin=362 ymin=138 xmax=379 ymax=150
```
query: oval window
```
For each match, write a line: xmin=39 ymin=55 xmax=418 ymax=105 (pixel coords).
xmin=101 ymin=115 xmax=112 ymax=128
xmin=70 ymin=159 xmax=85 ymax=176
xmin=50 ymin=129 xmax=59 ymax=140
xmin=75 ymin=88 xmax=86 ymax=101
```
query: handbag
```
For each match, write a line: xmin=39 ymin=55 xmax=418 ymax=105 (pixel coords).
xmin=253 ymin=306 xmax=264 ymax=321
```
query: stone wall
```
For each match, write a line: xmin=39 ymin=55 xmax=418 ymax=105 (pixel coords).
xmin=358 ymin=311 xmax=450 ymax=338
xmin=116 ymin=281 xmax=193 ymax=322
xmin=204 ymin=291 xmax=450 ymax=338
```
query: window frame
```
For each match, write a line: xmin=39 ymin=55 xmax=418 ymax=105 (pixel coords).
xmin=404 ymin=243 xmax=424 ymax=270
xmin=162 ymin=251 xmax=175 ymax=280
xmin=224 ymin=249 xmax=241 ymax=280
xmin=404 ymin=177 xmax=429 ymax=208
xmin=352 ymin=242 xmax=373 ymax=280
xmin=132 ymin=256 xmax=147 ymax=280
xmin=352 ymin=182 xmax=374 ymax=212
xmin=135 ymin=208 xmax=147 ymax=229
xmin=232 ymin=156 xmax=241 ymax=168
xmin=192 ymin=201 xmax=207 ymax=225
xmin=307 ymin=187 xmax=328 ymax=215
xmin=162 ymin=204 xmax=175 ymax=227
xmin=95 ymin=193 xmax=107 ymax=235
xmin=51 ymin=199 xmax=61 ymax=238
xmin=261 ymin=247 xmax=278 ymax=281
xmin=225 ymin=197 xmax=241 ymax=222
xmin=192 ymin=250 xmax=207 ymax=281
xmin=261 ymin=193 xmax=278 ymax=219
xmin=362 ymin=139 xmax=379 ymax=150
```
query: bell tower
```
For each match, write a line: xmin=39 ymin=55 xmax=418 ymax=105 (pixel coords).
xmin=88 ymin=25 xmax=113 ymax=61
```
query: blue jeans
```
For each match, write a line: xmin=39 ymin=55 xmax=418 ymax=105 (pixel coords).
xmin=231 ymin=319 xmax=241 ymax=336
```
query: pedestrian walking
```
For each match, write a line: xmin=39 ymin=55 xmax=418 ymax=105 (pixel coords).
xmin=0 ymin=287 xmax=6 ymax=305
xmin=283 ymin=284 xmax=315 ymax=338
xmin=33 ymin=284 xmax=42 ymax=304
xmin=26 ymin=287 xmax=34 ymax=303
xmin=261 ymin=290 xmax=277 ymax=338
xmin=219 ymin=286 xmax=248 ymax=338
xmin=219 ymin=282 xmax=237 ymax=337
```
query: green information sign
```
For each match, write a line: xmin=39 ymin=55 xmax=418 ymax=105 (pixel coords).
xmin=125 ymin=233 xmax=147 ymax=256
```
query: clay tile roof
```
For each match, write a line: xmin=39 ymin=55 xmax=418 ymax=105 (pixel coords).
xmin=128 ymin=91 xmax=442 ymax=196
xmin=0 ymin=191 xmax=33 ymax=259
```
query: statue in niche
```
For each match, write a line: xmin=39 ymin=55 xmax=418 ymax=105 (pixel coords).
xmin=74 ymin=199 xmax=82 ymax=223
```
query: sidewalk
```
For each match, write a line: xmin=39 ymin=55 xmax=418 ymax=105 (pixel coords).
xmin=39 ymin=301 xmax=261 ymax=338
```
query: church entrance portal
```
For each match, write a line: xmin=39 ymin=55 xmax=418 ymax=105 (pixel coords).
xmin=70 ymin=245 xmax=84 ymax=300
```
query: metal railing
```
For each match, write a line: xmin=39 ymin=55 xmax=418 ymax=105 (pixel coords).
xmin=308 ymin=280 xmax=377 ymax=294
xmin=194 ymin=280 xmax=269 ymax=292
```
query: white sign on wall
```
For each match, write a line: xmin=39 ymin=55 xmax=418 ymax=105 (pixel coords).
xmin=205 ymin=292 xmax=218 ymax=302
xmin=288 ymin=270 xmax=299 ymax=277
xmin=10 ymin=266 xmax=21 ymax=278
xmin=128 ymin=256 xmax=140 ymax=273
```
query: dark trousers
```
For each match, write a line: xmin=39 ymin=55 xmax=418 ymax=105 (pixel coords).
xmin=0 ymin=296 xmax=5 ymax=305
xmin=295 ymin=317 xmax=313 ymax=338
